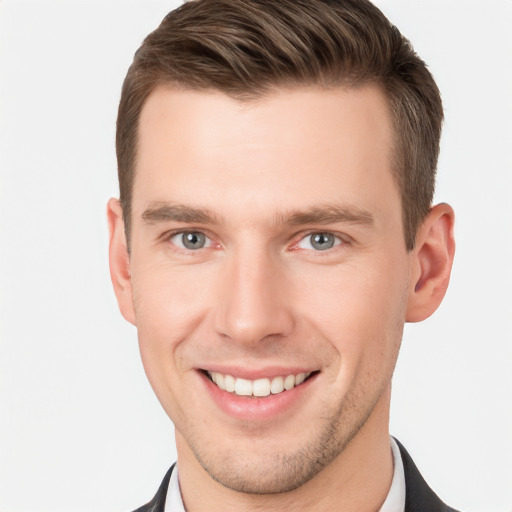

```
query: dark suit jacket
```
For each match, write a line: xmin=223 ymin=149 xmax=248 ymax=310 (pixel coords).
xmin=132 ymin=440 xmax=460 ymax=512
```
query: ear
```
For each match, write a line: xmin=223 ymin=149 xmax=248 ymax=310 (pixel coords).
xmin=406 ymin=203 xmax=455 ymax=323
xmin=107 ymin=198 xmax=136 ymax=325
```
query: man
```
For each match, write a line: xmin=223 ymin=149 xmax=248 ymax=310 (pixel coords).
xmin=107 ymin=0 xmax=458 ymax=510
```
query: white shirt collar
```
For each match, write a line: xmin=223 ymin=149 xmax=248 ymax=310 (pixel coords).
xmin=165 ymin=437 xmax=405 ymax=512
xmin=378 ymin=437 xmax=406 ymax=512
xmin=165 ymin=462 xmax=186 ymax=512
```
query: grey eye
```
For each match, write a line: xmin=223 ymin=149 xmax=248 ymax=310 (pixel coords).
xmin=297 ymin=232 xmax=341 ymax=251
xmin=171 ymin=232 xmax=210 ymax=250
xmin=310 ymin=233 xmax=335 ymax=250
xmin=183 ymin=232 xmax=205 ymax=249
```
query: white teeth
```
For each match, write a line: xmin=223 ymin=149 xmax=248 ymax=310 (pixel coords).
xmin=295 ymin=372 xmax=306 ymax=385
xmin=207 ymin=371 xmax=312 ymax=397
xmin=284 ymin=374 xmax=295 ymax=390
xmin=224 ymin=374 xmax=236 ymax=392
xmin=235 ymin=378 xmax=253 ymax=396
xmin=215 ymin=373 xmax=225 ymax=391
xmin=270 ymin=376 xmax=284 ymax=394
xmin=253 ymin=378 xmax=271 ymax=397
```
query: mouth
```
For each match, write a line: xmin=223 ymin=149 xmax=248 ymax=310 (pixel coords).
xmin=203 ymin=370 xmax=318 ymax=398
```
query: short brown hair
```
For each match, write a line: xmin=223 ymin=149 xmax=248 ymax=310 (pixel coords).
xmin=116 ymin=0 xmax=443 ymax=250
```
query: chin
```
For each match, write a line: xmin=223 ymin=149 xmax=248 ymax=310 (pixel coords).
xmin=199 ymin=451 xmax=328 ymax=495
xmin=187 ymin=416 xmax=356 ymax=495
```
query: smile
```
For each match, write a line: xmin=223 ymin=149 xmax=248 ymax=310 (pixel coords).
xmin=206 ymin=370 xmax=314 ymax=397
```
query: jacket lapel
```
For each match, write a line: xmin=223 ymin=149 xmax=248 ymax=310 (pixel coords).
xmin=395 ymin=439 xmax=460 ymax=512
xmin=131 ymin=464 xmax=175 ymax=512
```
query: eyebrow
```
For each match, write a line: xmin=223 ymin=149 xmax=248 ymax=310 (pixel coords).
xmin=141 ymin=201 xmax=374 ymax=228
xmin=142 ymin=202 xmax=220 ymax=224
xmin=281 ymin=204 xmax=374 ymax=227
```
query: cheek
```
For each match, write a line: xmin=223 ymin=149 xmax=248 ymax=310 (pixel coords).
xmin=295 ymin=257 xmax=409 ymax=361
xmin=132 ymin=261 xmax=212 ymax=324
xmin=130 ymin=263 xmax=215 ymax=372
xmin=129 ymin=263 xmax=217 ymax=422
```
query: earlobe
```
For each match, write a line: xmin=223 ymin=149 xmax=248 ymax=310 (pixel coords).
xmin=107 ymin=198 xmax=136 ymax=325
xmin=406 ymin=203 xmax=455 ymax=323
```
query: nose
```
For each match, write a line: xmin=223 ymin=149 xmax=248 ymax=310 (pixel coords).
xmin=213 ymin=246 xmax=294 ymax=346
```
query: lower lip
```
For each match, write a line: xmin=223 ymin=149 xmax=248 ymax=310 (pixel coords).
xmin=200 ymin=371 xmax=317 ymax=421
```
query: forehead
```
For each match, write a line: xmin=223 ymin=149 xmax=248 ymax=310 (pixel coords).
xmin=133 ymin=85 xmax=398 ymax=222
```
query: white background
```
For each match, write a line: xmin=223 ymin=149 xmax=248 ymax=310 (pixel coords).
xmin=1 ymin=1 xmax=511 ymax=511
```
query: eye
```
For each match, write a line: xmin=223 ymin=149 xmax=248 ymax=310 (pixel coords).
xmin=297 ymin=232 xmax=343 ymax=251
xmin=170 ymin=231 xmax=212 ymax=250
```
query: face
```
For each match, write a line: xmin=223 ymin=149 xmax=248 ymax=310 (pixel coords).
xmin=124 ymin=85 xmax=413 ymax=493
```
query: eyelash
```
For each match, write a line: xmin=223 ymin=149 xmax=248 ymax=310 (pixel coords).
xmin=296 ymin=232 xmax=345 ymax=250
xmin=165 ymin=230 xmax=217 ymax=254
xmin=164 ymin=229 xmax=349 ymax=255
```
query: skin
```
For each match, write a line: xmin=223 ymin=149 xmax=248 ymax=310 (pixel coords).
xmin=108 ymin=85 xmax=455 ymax=511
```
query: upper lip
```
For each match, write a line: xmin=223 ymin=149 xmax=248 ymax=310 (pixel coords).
xmin=198 ymin=365 xmax=318 ymax=380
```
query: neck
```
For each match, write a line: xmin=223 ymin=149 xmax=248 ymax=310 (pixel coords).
xmin=177 ymin=386 xmax=393 ymax=512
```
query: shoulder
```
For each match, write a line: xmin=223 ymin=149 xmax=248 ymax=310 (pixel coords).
xmin=130 ymin=464 xmax=175 ymax=512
